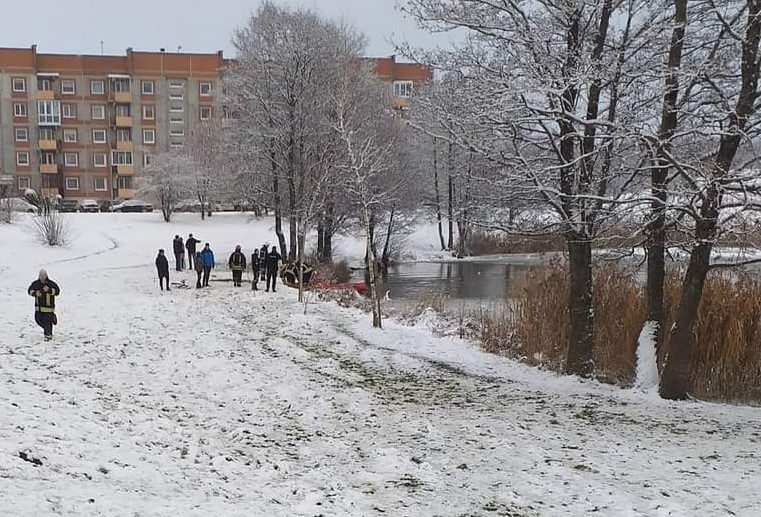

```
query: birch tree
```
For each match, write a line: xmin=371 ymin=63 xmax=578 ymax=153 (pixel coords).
xmin=139 ymin=151 xmax=193 ymax=223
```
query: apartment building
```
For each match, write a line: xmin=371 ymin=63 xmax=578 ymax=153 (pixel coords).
xmin=0 ymin=45 xmax=222 ymax=201
xmin=0 ymin=48 xmax=430 ymax=201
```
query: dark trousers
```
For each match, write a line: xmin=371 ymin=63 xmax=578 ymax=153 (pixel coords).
xmin=252 ymin=268 xmax=259 ymax=290
xmin=232 ymin=270 xmax=243 ymax=286
xmin=35 ymin=311 xmax=54 ymax=338
xmin=159 ymin=275 xmax=169 ymax=290
xmin=196 ymin=270 xmax=203 ymax=288
xmin=175 ymin=253 xmax=184 ymax=271
xmin=266 ymin=268 xmax=277 ymax=291
xmin=203 ymin=267 xmax=211 ymax=286
xmin=187 ymin=252 xmax=195 ymax=270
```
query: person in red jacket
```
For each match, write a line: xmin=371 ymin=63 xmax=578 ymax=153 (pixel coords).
xmin=27 ymin=269 xmax=60 ymax=341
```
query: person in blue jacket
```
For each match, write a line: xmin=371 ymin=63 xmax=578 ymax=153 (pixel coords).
xmin=200 ymin=243 xmax=215 ymax=287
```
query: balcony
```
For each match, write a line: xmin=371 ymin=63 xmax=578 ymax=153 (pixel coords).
xmin=39 ymin=139 xmax=57 ymax=151
xmin=0 ymin=174 xmax=13 ymax=186
xmin=36 ymin=90 xmax=56 ymax=101
xmin=118 ymin=188 xmax=136 ymax=199
xmin=113 ymin=91 xmax=132 ymax=103
xmin=116 ymin=140 xmax=134 ymax=151
xmin=115 ymin=116 xmax=133 ymax=128
xmin=40 ymin=164 xmax=59 ymax=174
xmin=116 ymin=164 xmax=134 ymax=176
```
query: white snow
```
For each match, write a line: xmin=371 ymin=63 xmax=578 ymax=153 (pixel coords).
xmin=1 ymin=213 xmax=761 ymax=516
xmin=635 ymin=321 xmax=660 ymax=392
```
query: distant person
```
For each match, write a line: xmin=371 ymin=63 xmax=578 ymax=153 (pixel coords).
xmin=259 ymin=244 xmax=268 ymax=281
xmin=185 ymin=233 xmax=201 ymax=269
xmin=155 ymin=249 xmax=170 ymax=291
xmin=200 ymin=243 xmax=215 ymax=287
xmin=228 ymin=245 xmax=247 ymax=287
xmin=172 ymin=235 xmax=185 ymax=272
xmin=251 ymin=249 xmax=260 ymax=291
xmin=27 ymin=269 xmax=60 ymax=341
xmin=265 ymin=246 xmax=282 ymax=292
xmin=194 ymin=252 xmax=204 ymax=288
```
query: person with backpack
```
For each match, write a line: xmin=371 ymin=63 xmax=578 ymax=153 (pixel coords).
xmin=194 ymin=252 xmax=204 ymax=288
xmin=27 ymin=269 xmax=60 ymax=341
xmin=265 ymin=246 xmax=282 ymax=292
xmin=155 ymin=249 xmax=170 ymax=291
xmin=185 ymin=233 xmax=202 ymax=269
xmin=172 ymin=235 xmax=185 ymax=271
xmin=228 ymin=245 xmax=247 ymax=287
xmin=200 ymin=243 xmax=215 ymax=287
xmin=251 ymin=249 xmax=260 ymax=291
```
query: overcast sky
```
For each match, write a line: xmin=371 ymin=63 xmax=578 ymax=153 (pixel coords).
xmin=0 ymin=0 xmax=443 ymax=58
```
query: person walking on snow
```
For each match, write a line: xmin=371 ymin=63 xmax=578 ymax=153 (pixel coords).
xmin=228 ymin=245 xmax=247 ymax=287
xmin=27 ymin=269 xmax=60 ymax=341
xmin=173 ymin=235 xmax=185 ymax=272
xmin=200 ymin=243 xmax=215 ymax=287
xmin=265 ymin=246 xmax=282 ymax=292
xmin=194 ymin=252 xmax=204 ymax=288
xmin=259 ymin=244 xmax=268 ymax=281
xmin=185 ymin=233 xmax=201 ymax=269
xmin=251 ymin=249 xmax=260 ymax=290
xmin=155 ymin=249 xmax=170 ymax=291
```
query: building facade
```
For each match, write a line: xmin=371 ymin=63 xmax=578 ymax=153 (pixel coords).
xmin=0 ymin=47 xmax=430 ymax=201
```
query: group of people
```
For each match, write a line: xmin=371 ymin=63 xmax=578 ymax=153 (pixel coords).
xmin=155 ymin=233 xmax=284 ymax=292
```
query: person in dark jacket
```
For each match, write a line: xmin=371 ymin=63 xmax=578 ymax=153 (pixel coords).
xmin=172 ymin=235 xmax=185 ymax=271
xmin=200 ymin=243 xmax=215 ymax=287
xmin=27 ymin=269 xmax=60 ymax=341
xmin=194 ymin=252 xmax=203 ymax=288
xmin=185 ymin=233 xmax=201 ymax=269
xmin=155 ymin=249 xmax=170 ymax=291
xmin=251 ymin=249 xmax=260 ymax=290
xmin=228 ymin=245 xmax=247 ymax=287
xmin=265 ymin=247 xmax=282 ymax=292
xmin=259 ymin=245 xmax=268 ymax=281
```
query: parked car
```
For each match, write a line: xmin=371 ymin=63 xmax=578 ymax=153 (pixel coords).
xmin=99 ymin=199 xmax=122 ymax=212
xmin=78 ymin=199 xmax=100 ymax=213
xmin=57 ymin=199 xmax=79 ymax=213
xmin=112 ymin=199 xmax=153 ymax=213
xmin=5 ymin=198 xmax=37 ymax=213
xmin=175 ymin=198 xmax=211 ymax=213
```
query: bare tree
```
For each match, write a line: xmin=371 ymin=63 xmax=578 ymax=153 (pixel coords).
xmin=139 ymin=151 xmax=193 ymax=222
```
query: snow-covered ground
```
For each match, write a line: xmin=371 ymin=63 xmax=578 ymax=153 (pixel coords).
xmin=2 ymin=213 xmax=761 ymax=516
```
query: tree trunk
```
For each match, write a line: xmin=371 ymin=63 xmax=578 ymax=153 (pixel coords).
xmin=447 ymin=142 xmax=454 ymax=250
xmin=322 ymin=200 xmax=334 ymax=262
xmin=381 ymin=204 xmax=396 ymax=272
xmin=566 ymin=236 xmax=594 ymax=378
xmin=271 ymin=152 xmax=287 ymax=259
xmin=297 ymin=230 xmax=306 ymax=303
xmin=316 ymin=219 xmax=325 ymax=259
xmin=365 ymin=208 xmax=382 ymax=329
xmin=433 ymin=137 xmax=446 ymax=250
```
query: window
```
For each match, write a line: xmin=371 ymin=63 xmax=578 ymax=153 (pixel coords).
xmin=65 ymin=177 xmax=80 ymax=191
xmin=169 ymin=80 xmax=184 ymax=88
xmin=41 ymin=152 xmax=56 ymax=165
xmin=116 ymin=104 xmax=131 ymax=117
xmin=64 ymin=152 xmax=78 ymax=167
xmin=170 ymin=117 xmax=184 ymax=124
xmin=62 ymin=103 xmax=76 ymax=119
xmin=111 ymin=78 xmax=130 ymax=93
xmin=170 ymin=128 xmax=184 ymax=137
xmin=15 ymin=127 xmax=28 ymax=142
xmin=393 ymin=80 xmax=414 ymax=97
xmin=117 ymin=176 xmax=132 ymax=189
xmin=13 ymin=102 xmax=27 ymax=117
xmin=37 ymin=101 xmax=61 ymax=125
xmin=91 ymin=104 xmax=106 ymax=120
xmin=38 ymin=78 xmax=52 ymax=92
xmin=111 ymin=150 xmax=133 ymax=165
xmin=94 ymin=177 xmax=107 ymax=191
xmin=142 ymin=104 xmax=155 ymax=120
xmin=94 ymin=153 xmax=107 ymax=167
xmin=141 ymin=80 xmax=154 ymax=95
xmin=170 ymin=105 xmax=184 ymax=113
xmin=12 ymin=77 xmax=26 ymax=92
xmin=115 ymin=129 xmax=131 ymax=142
xmin=63 ymin=129 xmax=78 ymax=143
xmin=169 ymin=93 xmax=184 ymax=101
xmin=90 ymin=80 xmax=105 ymax=95
xmin=18 ymin=177 xmax=31 ymax=190
xmin=143 ymin=153 xmax=154 ymax=167
xmin=170 ymin=142 xmax=184 ymax=149
xmin=92 ymin=129 xmax=107 ymax=144
xmin=200 ymin=82 xmax=212 ymax=96
xmin=61 ymin=80 xmax=75 ymax=94
xmin=16 ymin=152 xmax=29 ymax=166
xmin=39 ymin=128 xmax=54 ymax=140
xmin=200 ymin=106 xmax=211 ymax=120
xmin=143 ymin=129 xmax=156 ymax=144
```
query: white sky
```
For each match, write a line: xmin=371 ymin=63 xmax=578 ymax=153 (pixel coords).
xmin=0 ymin=0 xmax=445 ymax=58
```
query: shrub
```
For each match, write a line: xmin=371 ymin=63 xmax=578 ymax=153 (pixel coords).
xmin=31 ymin=211 xmax=76 ymax=246
xmin=317 ymin=259 xmax=352 ymax=283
